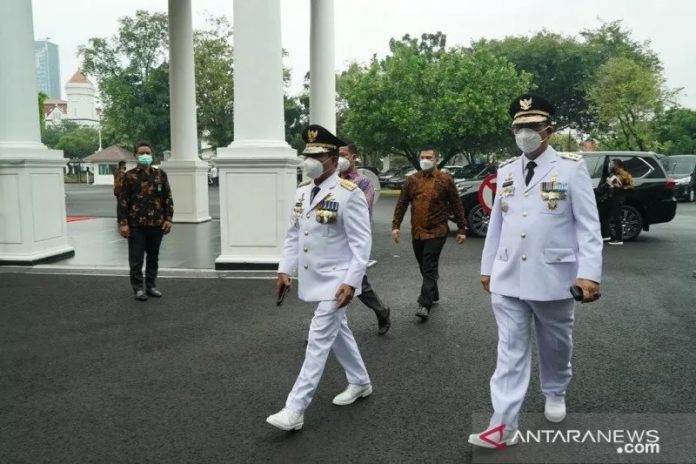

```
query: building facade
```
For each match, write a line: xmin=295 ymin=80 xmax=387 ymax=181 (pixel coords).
xmin=34 ymin=40 xmax=61 ymax=99
xmin=43 ymin=70 xmax=99 ymax=128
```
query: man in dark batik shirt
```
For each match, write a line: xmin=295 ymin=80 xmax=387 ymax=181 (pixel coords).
xmin=118 ymin=141 xmax=174 ymax=301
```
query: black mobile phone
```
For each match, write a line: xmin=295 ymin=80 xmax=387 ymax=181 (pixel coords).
xmin=276 ymin=285 xmax=291 ymax=306
xmin=570 ymin=286 xmax=584 ymax=302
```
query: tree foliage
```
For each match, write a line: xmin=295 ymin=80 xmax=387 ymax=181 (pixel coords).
xmin=473 ymin=20 xmax=666 ymax=134
xmin=38 ymin=92 xmax=48 ymax=132
xmin=654 ymin=108 xmax=696 ymax=155
xmin=79 ymin=11 xmax=237 ymax=156
xmin=55 ymin=126 xmax=100 ymax=159
xmin=338 ymin=33 xmax=531 ymax=168
xmin=587 ymin=57 xmax=667 ymax=151
xmin=194 ymin=16 xmax=234 ymax=149
xmin=79 ymin=11 xmax=170 ymax=156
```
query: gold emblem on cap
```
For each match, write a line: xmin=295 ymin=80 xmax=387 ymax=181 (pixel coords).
xmin=520 ymin=97 xmax=532 ymax=110
xmin=307 ymin=129 xmax=318 ymax=142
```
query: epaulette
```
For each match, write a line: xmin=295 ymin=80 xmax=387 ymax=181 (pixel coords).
xmin=497 ymin=157 xmax=517 ymax=168
xmin=298 ymin=179 xmax=312 ymax=187
xmin=339 ymin=179 xmax=357 ymax=191
xmin=559 ymin=152 xmax=582 ymax=161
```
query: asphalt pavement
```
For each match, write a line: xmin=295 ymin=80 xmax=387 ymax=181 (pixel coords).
xmin=2 ymin=193 xmax=696 ymax=463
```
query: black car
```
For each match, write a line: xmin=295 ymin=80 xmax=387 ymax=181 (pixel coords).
xmin=459 ymin=152 xmax=677 ymax=241
xmin=383 ymin=166 xmax=417 ymax=190
xmin=663 ymin=154 xmax=696 ymax=202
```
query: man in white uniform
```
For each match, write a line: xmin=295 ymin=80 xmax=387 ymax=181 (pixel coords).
xmin=267 ymin=125 xmax=373 ymax=431
xmin=469 ymin=94 xmax=603 ymax=448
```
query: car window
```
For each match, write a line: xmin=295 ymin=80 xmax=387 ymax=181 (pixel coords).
xmin=611 ymin=156 xmax=653 ymax=178
xmin=644 ymin=157 xmax=667 ymax=179
xmin=582 ymin=155 xmax=604 ymax=179
xmin=665 ymin=156 xmax=696 ymax=175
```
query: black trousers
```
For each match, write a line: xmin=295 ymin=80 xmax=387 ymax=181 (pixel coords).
xmin=128 ymin=226 xmax=164 ymax=291
xmin=608 ymin=191 xmax=626 ymax=241
xmin=357 ymin=274 xmax=389 ymax=317
xmin=412 ymin=237 xmax=447 ymax=309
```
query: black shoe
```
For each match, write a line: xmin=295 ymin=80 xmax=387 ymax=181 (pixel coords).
xmin=134 ymin=290 xmax=148 ymax=301
xmin=146 ymin=288 xmax=162 ymax=297
xmin=377 ymin=307 xmax=391 ymax=335
xmin=415 ymin=306 xmax=430 ymax=321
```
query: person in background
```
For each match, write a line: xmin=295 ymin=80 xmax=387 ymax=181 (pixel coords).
xmin=391 ymin=146 xmax=467 ymax=321
xmin=338 ymin=142 xmax=391 ymax=335
xmin=605 ymin=159 xmax=634 ymax=245
xmin=118 ymin=142 xmax=173 ymax=301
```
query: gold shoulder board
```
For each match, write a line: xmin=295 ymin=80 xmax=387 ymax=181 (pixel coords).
xmin=339 ymin=179 xmax=357 ymax=191
xmin=560 ymin=152 xmax=582 ymax=161
xmin=298 ymin=179 xmax=312 ymax=187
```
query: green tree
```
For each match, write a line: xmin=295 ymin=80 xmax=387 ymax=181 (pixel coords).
xmin=473 ymin=20 xmax=665 ymax=133
xmin=79 ymin=10 xmax=170 ymax=155
xmin=56 ymin=127 xmax=100 ymax=159
xmin=587 ymin=57 xmax=667 ymax=151
xmin=42 ymin=120 xmax=80 ymax=148
xmin=338 ymin=33 xmax=531 ymax=168
xmin=38 ymin=92 xmax=48 ymax=132
xmin=654 ymin=108 xmax=696 ymax=155
xmin=194 ymin=16 xmax=234 ymax=148
xmin=473 ymin=32 xmax=589 ymax=130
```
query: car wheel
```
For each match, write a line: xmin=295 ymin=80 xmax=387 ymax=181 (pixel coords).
xmin=620 ymin=205 xmax=643 ymax=241
xmin=467 ymin=203 xmax=490 ymax=237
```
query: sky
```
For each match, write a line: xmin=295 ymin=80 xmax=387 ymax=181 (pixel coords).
xmin=32 ymin=0 xmax=696 ymax=108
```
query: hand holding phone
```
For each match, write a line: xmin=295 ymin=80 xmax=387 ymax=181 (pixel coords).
xmin=276 ymin=284 xmax=290 ymax=306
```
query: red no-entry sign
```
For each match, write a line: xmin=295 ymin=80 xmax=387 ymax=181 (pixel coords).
xmin=478 ymin=174 xmax=498 ymax=214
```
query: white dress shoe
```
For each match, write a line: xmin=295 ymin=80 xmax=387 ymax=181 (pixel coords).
xmin=544 ymin=395 xmax=566 ymax=423
xmin=266 ymin=408 xmax=304 ymax=431
xmin=332 ymin=383 xmax=373 ymax=406
xmin=468 ymin=427 xmax=519 ymax=448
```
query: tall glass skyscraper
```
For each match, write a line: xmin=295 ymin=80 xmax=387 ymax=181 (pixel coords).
xmin=34 ymin=40 xmax=61 ymax=99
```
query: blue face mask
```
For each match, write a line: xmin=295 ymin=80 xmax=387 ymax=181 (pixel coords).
xmin=137 ymin=154 xmax=153 ymax=166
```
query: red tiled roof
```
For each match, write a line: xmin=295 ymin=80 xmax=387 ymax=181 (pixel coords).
xmin=67 ymin=70 xmax=93 ymax=85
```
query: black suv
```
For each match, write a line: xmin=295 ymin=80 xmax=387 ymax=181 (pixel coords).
xmin=459 ymin=151 xmax=677 ymax=241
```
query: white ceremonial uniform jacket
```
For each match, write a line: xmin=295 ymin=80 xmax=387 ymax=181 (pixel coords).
xmin=278 ymin=173 xmax=372 ymax=302
xmin=481 ymin=147 xmax=603 ymax=301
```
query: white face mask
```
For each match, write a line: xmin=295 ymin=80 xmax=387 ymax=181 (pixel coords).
xmin=420 ymin=159 xmax=435 ymax=171
xmin=302 ymin=157 xmax=326 ymax=179
xmin=515 ymin=128 xmax=547 ymax=154
xmin=338 ymin=157 xmax=351 ymax=173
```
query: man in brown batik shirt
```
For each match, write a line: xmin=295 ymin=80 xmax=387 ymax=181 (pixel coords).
xmin=391 ymin=146 xmax=467 ymax=320
xmin=118 ymin=141 xmax=174 ymax=301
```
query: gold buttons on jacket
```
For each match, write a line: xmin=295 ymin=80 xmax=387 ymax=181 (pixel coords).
xmin=524 ymin=192 xmax=529 ymax=197
xmin=521 ymin=233 xmax=527 ymax=239
xmin=304 ymin=231 xmax=309 ymax=236
xmin=522 ymin=212 xmax=528 ymax=217
xmin=303 ymin=247 xmax=308 ymax=253
xmin=522 ymin=255 xmax=527 ymax=261
xmin=303 ymin=264 xmax=308 ymax=269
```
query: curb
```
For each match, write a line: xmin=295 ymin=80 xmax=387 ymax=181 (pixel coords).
xmin=0 ymin=260 xmax=379 ymax=279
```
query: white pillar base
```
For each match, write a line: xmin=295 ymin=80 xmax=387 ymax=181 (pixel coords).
xmin=159 ymin=159 xmax=211 ymax=223
xmin=0 ymin=151 xmax=75 ymax=265
xmin=214 ymin=142 xmax=299 ymax=270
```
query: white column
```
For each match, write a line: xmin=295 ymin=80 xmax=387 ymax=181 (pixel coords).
xmin=0 ymin=0 xmax=74 ymax=265
xmin=309 ymin=0 xmax=336 ymax=132
xmin=215 ymin=0 xmax=299 ymax=270
xmin=162 ymin=0 xmax=211 ymax=223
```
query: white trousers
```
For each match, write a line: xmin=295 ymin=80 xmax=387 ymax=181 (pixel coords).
xmin=488 ymin=293 xmax=575 ymax=431
xmin=285 ymin=300 xmax=370 ymax=413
